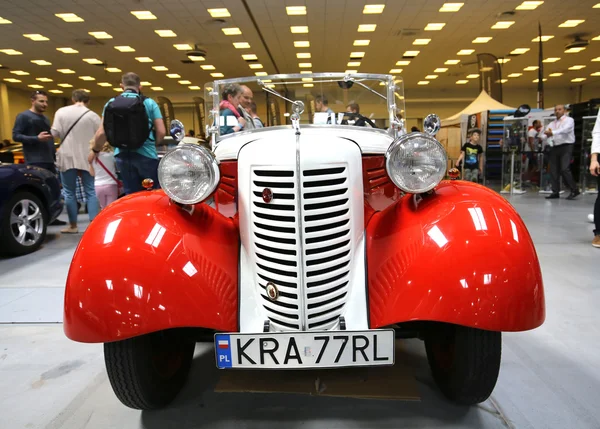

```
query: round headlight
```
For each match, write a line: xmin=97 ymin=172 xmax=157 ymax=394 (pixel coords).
xmin=158 ymin=144 xmax=220 ymax=204
xmin=385 ymin=133 xmax=447 ymax=194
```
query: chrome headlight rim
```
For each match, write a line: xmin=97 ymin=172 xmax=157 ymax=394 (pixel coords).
xmin=158 ymin=143 xmax=220 ymax=205
xmin=385 ymin=132 xmax=447 ymax=194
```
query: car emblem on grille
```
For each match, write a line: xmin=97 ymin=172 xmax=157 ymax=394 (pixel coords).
xmin=262 ymin=188 xmax=274 ymax=203
xmin=265 ymin=282 xmax=279 ymax=301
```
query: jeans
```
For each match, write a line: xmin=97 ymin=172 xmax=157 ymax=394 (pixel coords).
xmin=28 ymin=162 xmax=56 ymax=175
xmin=464 ymin=168 xmax=479 ymax=183
xmin=595 ymin=175 xmax=600 ymax=236
xmin=115 ymin=152 xmax=160 ymax=195
xmin=549 ymin=144 xmax=577 ymax=194
xmin=60 ymin=169 xmax=99 ymax=225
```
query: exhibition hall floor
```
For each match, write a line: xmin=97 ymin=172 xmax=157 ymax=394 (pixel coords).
xmin=1 ymin=193 xmax=599 ymax=429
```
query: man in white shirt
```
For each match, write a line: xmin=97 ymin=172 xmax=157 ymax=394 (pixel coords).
xmin=590 ymin=109 xmax=600 ymax=247
xmin=542 ymin=104 xmax=579 ymax=200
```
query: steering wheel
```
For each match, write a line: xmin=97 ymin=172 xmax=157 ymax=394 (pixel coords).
xmin=341 ymin=112 xmax=377 ymax=128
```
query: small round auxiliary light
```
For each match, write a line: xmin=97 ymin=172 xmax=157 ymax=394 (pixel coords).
xmin=448 ymin=168 xmax=460 ymax=180
xmin=265 ymin=282 xmax=279 ymax=301
xmin=142 ymin=178 xmax=154 ymax=190
xmin=262 ymin=188 xmax=274 ymax=203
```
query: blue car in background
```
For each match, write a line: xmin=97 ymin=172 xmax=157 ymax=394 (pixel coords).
xmin=0 ymin=164 xmax=63 ymax=256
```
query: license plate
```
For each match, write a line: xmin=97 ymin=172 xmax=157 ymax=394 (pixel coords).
xmin=214 ymin=329 xmax=395 ymax=369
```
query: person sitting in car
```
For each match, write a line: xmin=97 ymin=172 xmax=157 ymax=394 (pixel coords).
xmin=219 ymin=83 xmax=246 ymax=135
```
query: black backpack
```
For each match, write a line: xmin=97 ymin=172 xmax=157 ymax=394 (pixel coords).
xmin=104 ymin=91 xmax=152 ymax=150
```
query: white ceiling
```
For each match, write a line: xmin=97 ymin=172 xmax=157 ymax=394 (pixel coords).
xmin=0 ymin=0 xmax=599 ymax=98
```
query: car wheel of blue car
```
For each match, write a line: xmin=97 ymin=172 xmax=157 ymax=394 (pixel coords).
xmin=425 ymin=324 xmax=501 ymax=405
xmin=0 ymin=191 xmax=47 ymax=256
xmin=104 ymin=330 xmax=196 ymax=410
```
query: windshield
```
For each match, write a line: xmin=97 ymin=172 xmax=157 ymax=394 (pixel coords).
xmin=204 ymin=73 xmax=405 ymax=141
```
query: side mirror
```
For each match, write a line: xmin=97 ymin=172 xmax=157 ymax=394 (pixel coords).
xmin=170 ymin=119 xmax=185 ymax=142
xmin=423 ymin=114 xmax=441 ymax=136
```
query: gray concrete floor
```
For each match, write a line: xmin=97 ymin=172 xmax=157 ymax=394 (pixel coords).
xmin=1 ymin=192 xmax=599 ymax=429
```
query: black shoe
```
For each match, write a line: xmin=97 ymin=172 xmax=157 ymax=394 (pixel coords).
xmin=49 ymin=218 xmax=67 ymax=226
xmin=566 ymin=190 xmax=581 ymax=200
xmin=545 ymin=193 xmax=559 ymax=199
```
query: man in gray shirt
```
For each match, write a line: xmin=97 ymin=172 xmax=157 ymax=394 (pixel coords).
xmin=12 ymin=90 xmax=56 ymax=173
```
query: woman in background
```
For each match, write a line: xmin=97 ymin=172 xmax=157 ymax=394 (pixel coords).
xmin=89 ymin=141 xmax=119 ymax=210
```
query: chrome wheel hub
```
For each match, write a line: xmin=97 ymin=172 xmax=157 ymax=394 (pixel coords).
xmin=9 ymin=199 xmax=44 ymax=246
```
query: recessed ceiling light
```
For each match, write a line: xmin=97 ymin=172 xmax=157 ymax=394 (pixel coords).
xmin=83 ymin=58 xmax=103 ymax=65
xmin=0 ymin=17 xmax=12 ymax=24
xmin=28 ymin=84 xmax=44 ymax=89
xmin=499 ymin=79 xmax=509 ymax=83
xmin=497 ymin=58 xmax=511 ymax=64
xmin=23 ymin=34 xmax=49 ymax=41
xmin=4 ymin=78 xmax=21 ymax=83
xmin=291 ymin=26 xmax=309 ymax=34
xmin=549 ymin=72 xmax=563 ymax=77
xmin=348 ymin=61 xmax=361 ymax=67
xmin=0 ymin=49 xmax=22 ymax=55
xmin=98 ymin=82 xmax=112 ymax=87
xmin=131 ymin=11 xmax=157 ymax=20
xmin=491 ymin=21 xmax=515 ymax=29
xmin=403 ymin=50 xmax=420 ymax=57
xmin=135 ymin=57 xmax=153 ymax=63
xmin=153 ymin=66 xmax=168 ymax=71
xmin=31 ymin=60 xmax=52 ymax=65
xmin=524 ymin=66 xmax=539 ymax=71
xmin=345 ymin=69 xmax=358 ymax=74
xmin=571 ymin=77 xmax=586 ymax=82
xmin=516 ymin=1 xmax=544 ymax=10
xmin=222 ymin=27 xmax=241 ymax=36
xmin=151 ymin=86 xmax=163 ymax=91
xmin=302 ymin=78 xmax=313 ymax=82
xmin=358 ymin=24 xmax=377 ymax=32
xmin=233 ymin=42 xmax=250 ymax=49
xmin=208 ymin=8 xmax=230 ymax=18
xmin=559 ymin=20 xmax=584 ymax=28
xmin=255 ymin=72 xmax=268 ymax=76
xmin=155 ymin=30 xmax=177 ymax=37
xmin=57 ymin=47 xmax=78 ymax=54
xmin=211 ymin=72 xmax=225 ymax=78
xmin=49 ymin=89 xmax=63 ymax=94
xmin=200 ymin=65 xmax=215 ymax=71
xmin=591 ymin=72 xmax=600 ymax=76
xmin=593 ymin=57 xmax=600 ymax=62
xmin=457 ymin=49 xmax=475 ymax=55
xmin=303 ymin=83 xmax=314 ymax=88
xmin=440 ymin=2 xmax=464 ymax=12
xmin=297 ymin=53 xmax=311 ymax=58
xmin=594 ymin=35 xmax=600 ymax=41
xmin=57 ymin=69 xmax=75 ymax=74
xmin=508 ymin=73 xmax=523 ymax=77
xmin=425 ymin=23 xmax=446 ymax=31
xmin=10 ymin=70 xmax=29 ymax=76
xmin=543 ymin=57 xmax=560 ymax=63
xmin=396 ymin=60 xmax=411 ymax=66
xmin=265 ymin=84 xmax=276 ymax=88
xmin=426 ymin=75 xmax=438 ymax=79
xmin=105 ymin=67 xmax=121 ymax=73
xmin=55 ymin=13 xmax=83 ymax=22
xmin=189 ymin=86 xmax=201 ymax=90
xmin=363 ymin=4 xmax=385 ymax=14
xmin=594 ymin=3 xmax=600 ymax=7
xmin=36 ymin=77 xmax=53 ymax=82
xmin=532 ymin=35 xmax=554 ymax=42
xmin=249 ymin=64 xmax=263 ymax=69
xmin=445 ymin=59 xmax=460 ymax=65
xmin=565 ymin=47 xmax=586 ymax=53
xmin=532 ymin=78 xmax=548 ymax=82
xmin=294 ymin=41 xmax=310 ymax=48
xmin=434 ymin=68 xmax=449 ymax=73
xmin=188 ymin=55 xmax=205 ymax=62
xmin=89 ymin=31 xmax=112 ymax=39
xmin=472 ymin=37 xmax=493 ymax=43
xmin=299 ymin=62 xmax=312 ymax=68
xmin=413 ymin=39 xmax=431 ymax=45
xmin=166 ymin=73 xmax=181 ymax=78
xmin=178 ymin=80 xmax=191 ymax=85
xmin=417 ymin=81 xmax=430 ymax=85
xmin=79 ymin=76 xmax=95 ymax=81
xmin=350 ymin=52 xmax=365 ymax=58
xmin=354 ymin=40 xmax=370 ymax=46
xmin=456 ymin=80 xmax=469 ymax=84
xmin=58 ymin=83 xmax=73 ymax=88
xmin=300 ymin=71 xmax=312 ymax=74
xmin=113 ymin=88 xmax=123 ymax=92
xmin=114 ymin=46 xmax=135 ymax=53
xmin=286 ymin=6 xmax=306 ymax=15
xmin=242 ymin=54 xmax=258 ymax=61
xmin=569 ymin=65 xmax=586 ymax=70
xmin=511 ymin=48 xmax=530 ymax=55
xmin=467 ymin=74 xmax=480 ymax=78
xmin=173 ymin=44 xmax=193 ymax=51
xmin=389 ymin=69 xmax=403 ymax=73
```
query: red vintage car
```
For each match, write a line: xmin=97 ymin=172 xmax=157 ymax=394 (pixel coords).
xmin=63 ymin=73 xmax=545 ymax=410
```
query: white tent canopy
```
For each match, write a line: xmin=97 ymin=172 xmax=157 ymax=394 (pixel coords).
xmin=443 ymin=90 xmax=515 ymax=123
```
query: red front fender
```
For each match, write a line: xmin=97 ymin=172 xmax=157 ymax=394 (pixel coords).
xmin=366 ymin=181 xmax=545 ymax=332
xmin=64 ymin=191 xmax=239 ymax=343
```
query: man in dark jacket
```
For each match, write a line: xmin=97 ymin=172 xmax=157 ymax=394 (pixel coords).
xmin=12 ymin=90 xmax=56 ymax=173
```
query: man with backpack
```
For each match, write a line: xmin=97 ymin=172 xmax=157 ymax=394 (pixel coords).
xmin=89 ymin=72 xmax=165 ymax=195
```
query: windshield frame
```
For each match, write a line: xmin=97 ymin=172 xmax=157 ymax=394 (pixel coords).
xmin=204 ymin=72 xmax=404 ymax=144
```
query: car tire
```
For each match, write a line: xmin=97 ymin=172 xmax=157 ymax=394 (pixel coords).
xmin=425 ymin=324 xmax=501 ymax=405
xmin=0 ymin=191 xmax=47 ymax=256
xmin=104 ymin=330 xmax=196 ymax=410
